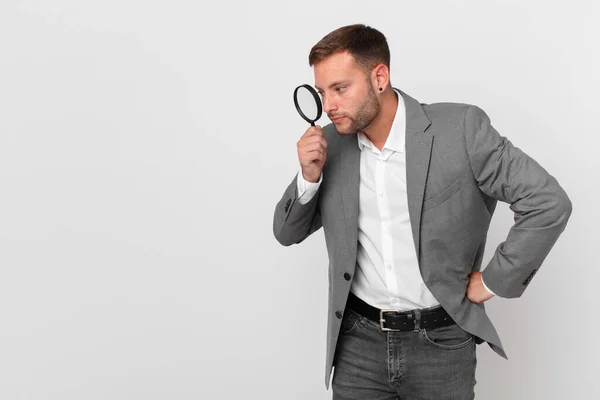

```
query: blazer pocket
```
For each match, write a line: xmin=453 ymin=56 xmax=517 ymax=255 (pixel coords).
xmin=422 ymin=179 xmax=461 ymax=210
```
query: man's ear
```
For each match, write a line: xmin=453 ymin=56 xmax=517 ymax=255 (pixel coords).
xmin=372 ymin=64 xmax=390 ymax=91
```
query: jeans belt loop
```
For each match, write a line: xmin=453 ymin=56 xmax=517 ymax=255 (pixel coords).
xmin=413 ymin=309 xmax=421 ymax=332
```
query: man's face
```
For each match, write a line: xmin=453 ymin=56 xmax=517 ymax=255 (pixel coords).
xmin=314 ymin=51 xmax=380 ymax=135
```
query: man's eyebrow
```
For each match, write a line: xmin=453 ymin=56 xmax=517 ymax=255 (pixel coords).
xmin=315 ymin=81 xmax=350 ymax=92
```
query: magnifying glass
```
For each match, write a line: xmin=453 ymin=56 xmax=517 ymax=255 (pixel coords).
xmin=293 ymin=84 xmax=322 ymax=126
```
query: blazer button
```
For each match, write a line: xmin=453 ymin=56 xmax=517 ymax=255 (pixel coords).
xmin=344 ymin=273 xmax=351 ymax=281
xmin=335 ymin=311 xmax=343 ymax=319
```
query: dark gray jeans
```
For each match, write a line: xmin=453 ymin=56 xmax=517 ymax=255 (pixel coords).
xmin=332 ymin=307 xmax=477 ymax=400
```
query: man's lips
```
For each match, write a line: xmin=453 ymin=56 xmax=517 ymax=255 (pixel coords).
xmin=330 ymin=116 xmax=346 ymax=122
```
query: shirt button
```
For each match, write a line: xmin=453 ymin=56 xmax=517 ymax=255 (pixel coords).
xmin=344 ymin=273 xmax=352 ymax=281
xmin=335 ymin=311 xmax=343 ymax=319
xmin=386 ymin=264 xmax=392 ymax=269
xmin=390 ymin=298 xmax=400 ymax=305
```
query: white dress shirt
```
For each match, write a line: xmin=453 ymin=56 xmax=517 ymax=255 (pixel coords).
xmin=296 ymin=90 xmax=495 ymax=310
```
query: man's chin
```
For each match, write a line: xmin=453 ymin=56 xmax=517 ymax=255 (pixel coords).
xmin=332 ymin=121 xmax=357 ymax=135
xmin=335 ymin=126 xmax=358 ymax=135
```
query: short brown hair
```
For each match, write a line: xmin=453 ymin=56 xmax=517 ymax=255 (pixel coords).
xmin=308 ymin=24 xmax=390 ymax=72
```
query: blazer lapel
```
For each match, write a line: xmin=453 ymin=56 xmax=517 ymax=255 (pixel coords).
xmin=340 ymin=133 xmax=360 ymax=268
xmin=399 ymin=89 xmax=433 ymax=262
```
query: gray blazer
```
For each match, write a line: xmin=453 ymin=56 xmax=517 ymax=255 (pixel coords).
xmin=273 ymin=89 xmax=572 ymax=388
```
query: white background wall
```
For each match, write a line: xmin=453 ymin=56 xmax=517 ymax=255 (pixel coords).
xmin=0 ymin=1 xmax=597 ymax=399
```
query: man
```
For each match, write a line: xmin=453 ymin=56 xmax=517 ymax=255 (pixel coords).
xmin=273 ymin=24 xmax=572 ymax=399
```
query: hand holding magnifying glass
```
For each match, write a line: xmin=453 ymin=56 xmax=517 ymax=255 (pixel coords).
xmin=293 ymin=84 xmax=327 ymax=183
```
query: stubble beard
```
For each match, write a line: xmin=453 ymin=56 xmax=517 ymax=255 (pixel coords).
xmin=337 ymin=85 xmax=380 ymax=135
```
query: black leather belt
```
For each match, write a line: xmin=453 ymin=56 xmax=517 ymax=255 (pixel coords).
xmin=347 ymin=292 xmax=455 ymax=332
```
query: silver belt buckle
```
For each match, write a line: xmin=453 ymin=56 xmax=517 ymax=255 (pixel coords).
xmin=380 ymin=309 xmax=421 ymax=332
xmin=379 ymin=309 xmax=401 ymax=331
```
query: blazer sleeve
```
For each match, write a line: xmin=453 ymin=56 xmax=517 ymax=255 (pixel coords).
xmin=273 ymin=173 xmax=323 ymax=246
xmin=462 ymin=105 xmax=573 ymax=298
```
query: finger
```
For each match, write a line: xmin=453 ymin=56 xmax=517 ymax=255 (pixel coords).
xmin=302 ymin=135 xmax=327 ymax=145
xmin=313 ymin=136 xmax=327 ymax=149
xmin=301 ymin=142 xmax=326 ymax=154
xmin=300 ymin=150 xmax=325 ymax=166
xmin=297 ymin=136 xmax=324 ymax=150
xmin=300 ymin=151 xmax=325 ymax=167
xmin=309 ymin=151 xmax=325 ymax=163
xmin=303 ymin=126 xmax=324 ymax=138
xmin=300 ymin=138 xmax=328 ymax=154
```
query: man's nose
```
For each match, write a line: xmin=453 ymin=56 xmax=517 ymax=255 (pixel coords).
xmin=323 ymin=95 xmax=336 ymax=114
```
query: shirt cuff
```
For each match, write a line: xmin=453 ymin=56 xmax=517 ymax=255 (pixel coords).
xmin=481 ymin=276 xmax=497 ymax=297
xmin=297 ymin=170 xmax=322 ymax=204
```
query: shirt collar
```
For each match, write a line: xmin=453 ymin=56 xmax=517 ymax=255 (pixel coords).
xmin=357 ymin=89 xmax=406 ymax=153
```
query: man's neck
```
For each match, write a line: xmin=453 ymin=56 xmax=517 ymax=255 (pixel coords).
xmin=362 ymin=89 xmax=399 ymax=151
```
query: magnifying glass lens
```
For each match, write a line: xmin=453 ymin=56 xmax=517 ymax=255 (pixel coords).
xmin=293 ymin=84 xmax=322 ymax=125
xmin=296 ymin=86 xmax=319 ymax=121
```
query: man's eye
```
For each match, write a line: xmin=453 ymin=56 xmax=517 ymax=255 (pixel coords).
xmin=336 ymin=87 xmax=346 ymax=93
